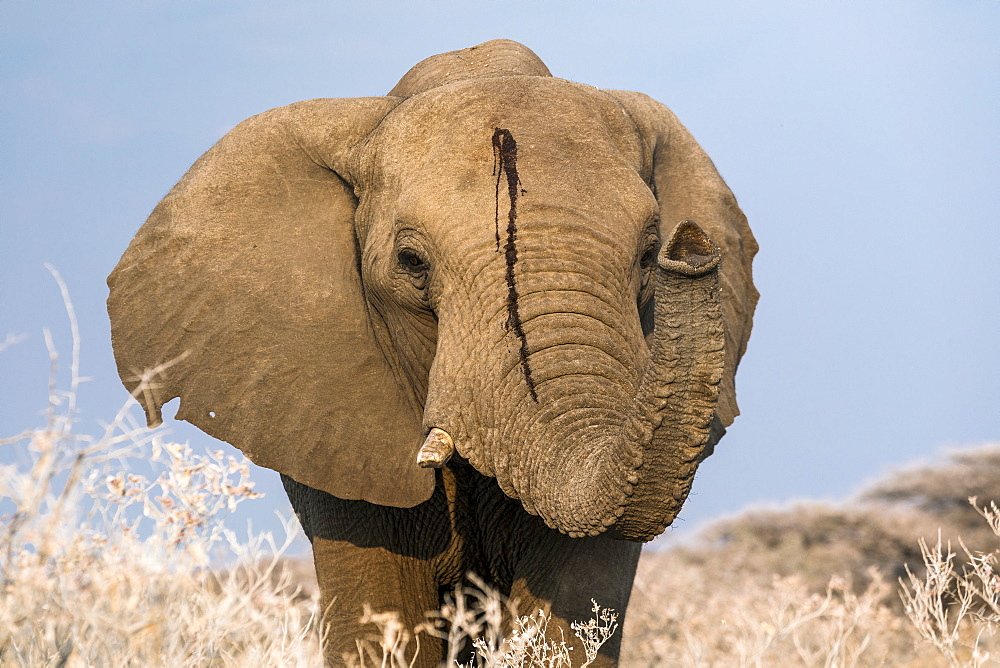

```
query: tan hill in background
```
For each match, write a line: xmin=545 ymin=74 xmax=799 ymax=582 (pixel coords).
xmin=624 ymin=444 xmax=1000 ymax=666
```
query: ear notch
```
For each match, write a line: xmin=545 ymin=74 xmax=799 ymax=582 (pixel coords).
xmin=108 ymin=97 xmax=435 ymax=508
xmin=389 ymin=39 xmax=552 ymax=98
xmin=605 ymin=90 xmax=759 ymax=428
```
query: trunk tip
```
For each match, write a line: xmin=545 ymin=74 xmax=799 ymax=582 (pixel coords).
xmin=659 ymin=219 xmax=721 ymax=276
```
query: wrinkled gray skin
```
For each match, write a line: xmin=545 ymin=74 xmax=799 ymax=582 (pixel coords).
xmin=108 ymin=40 xmax=758 ymax=666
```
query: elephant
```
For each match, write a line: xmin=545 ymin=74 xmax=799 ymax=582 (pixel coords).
xmin=107 ymin=39 xmax=757 ymax=666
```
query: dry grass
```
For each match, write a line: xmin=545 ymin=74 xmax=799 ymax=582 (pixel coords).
xmin=0 ymin=269 xmax=321 ymax=666
xmin=626 ymin=547 xmax=931 ymax=666
xmin=1 ymin=273 xmax=997 ymax=665
xmin=898 ymin=499 xmax=1000 ymax=666
xmin=622 ymin=450 xmax=1000 ymax=667
xmin=350 ymin=582 xmax=618 ymax=668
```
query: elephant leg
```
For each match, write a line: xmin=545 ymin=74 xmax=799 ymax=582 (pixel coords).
xmin=281 ymin=474 xmax=459 ymax=668
xmin=506 ymin=531 xmax=641 ymax=668
xmin=310 ymin=536 xmax=444 ymax=667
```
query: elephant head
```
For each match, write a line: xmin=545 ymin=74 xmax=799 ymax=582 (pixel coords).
xmin=108 ymin=39 xmax=757 ymax=542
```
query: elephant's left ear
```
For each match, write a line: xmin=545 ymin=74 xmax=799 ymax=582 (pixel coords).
xmin=606 ymin=90 xmax=759 ymax=428
xmin=108 ymin=97 xmax=436 ymax=508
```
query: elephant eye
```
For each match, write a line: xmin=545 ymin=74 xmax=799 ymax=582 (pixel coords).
xmin=398 ymin=250 xmax=428 ymax=273
xmin=640 ymin=246 xmax=656 ymax=268
xmin=639 ymin=218 xmax=661 ymax=270
xmin=640 ymin=240 xmax=659 ymax=269
xmin=398 ymin=250 xmax=430 ymax=294
xmin=638 ymin=229 xmax=660 ymax=310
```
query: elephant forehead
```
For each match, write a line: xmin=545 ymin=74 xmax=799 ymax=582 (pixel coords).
xmin=374 ymin=78 xmax=652 ymax=221
xmin=391 ymin=157 xmax=656 ymax=228
xmin=374 ymin=77 xmax=645 ymax=175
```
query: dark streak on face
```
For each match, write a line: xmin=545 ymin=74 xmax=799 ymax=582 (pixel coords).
xmin=492 ymin=127 xmax=538 ymax=403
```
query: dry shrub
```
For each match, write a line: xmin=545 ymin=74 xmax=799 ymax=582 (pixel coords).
xmin=646 ymin=446 xmax=1000 ymax=604
xmin=350 ymin=578 xmax=619 ymax=668
xmin=682 ymin=503 xmax=932 ymax=597
xmin=624 ymin=551 xmax=935 ymax=666
xmin=899 ymin=499 xmax=1000 ymax=667
xmin=861 ymin=447 xmax=1000 ymax=552
xmin=623 ymin=445 xmax=1000 ymax=666
xmin=0 ymin=269 xmax=322 ymax=666
xmin=0 ymin=385 xmax=324 ymax=666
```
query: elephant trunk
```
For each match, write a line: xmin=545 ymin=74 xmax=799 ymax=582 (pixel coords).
xmin=523 ymin=220 xmax=723 ymax=541
xmin=611 ymin=220 xmax=725 ymax=540
xmin=426 ymin=220 xmax=724 ymax=542
xmin=491 ymin=365 xmax=646 ymax=538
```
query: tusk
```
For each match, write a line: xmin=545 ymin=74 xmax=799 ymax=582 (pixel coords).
xmin=416 ymin=428 xmax=455 ymax=468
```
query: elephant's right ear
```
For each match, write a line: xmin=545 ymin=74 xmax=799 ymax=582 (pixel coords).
xmin=108 ymin=97 xmax=435 ymax=508
xmin=605 ymin=90 xmax=759 ymax=430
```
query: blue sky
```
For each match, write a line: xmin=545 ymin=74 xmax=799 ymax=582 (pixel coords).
xmin=2 ymin=1 xmax=998 ymax=546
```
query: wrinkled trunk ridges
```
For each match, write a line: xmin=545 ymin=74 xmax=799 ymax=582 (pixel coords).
xmin=613 ymin=219 xmax=725 ymax=540
xmin=428 ymin=221 xmax=725 ymax=542
xmin=492 ymin=354 xmax=645 ymax=537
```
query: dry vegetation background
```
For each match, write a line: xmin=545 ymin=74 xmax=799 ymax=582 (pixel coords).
xmin=2 ymin=291 xmax=998 ymax=666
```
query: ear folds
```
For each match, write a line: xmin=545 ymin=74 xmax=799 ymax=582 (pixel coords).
xmin=107 ymin=97 xmax=436 ymax=508
xmin=606 ymin=90 xmax=759 ymax=428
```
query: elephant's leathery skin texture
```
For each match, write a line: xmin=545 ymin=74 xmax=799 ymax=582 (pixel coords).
xmin=107 ymin=39 xmax=758 ymax=667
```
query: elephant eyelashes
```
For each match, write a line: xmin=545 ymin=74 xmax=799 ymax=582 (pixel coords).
xmin=400 ymin=251 xmax=426 ymax=270
xmin=398 ymin=250 xmax=430 ymax=290
xmin=639 ymin=234 xmax=660 ymax=279
xmin=637 ymin=234 xmax=660 ymax=312
xmin=639 ymin=221 xmax=660 ymax=269
xmin=640 ymin=245 xmax=658 ymax=268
